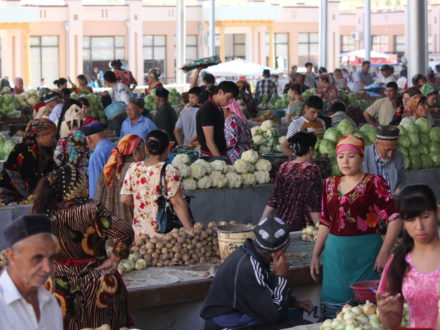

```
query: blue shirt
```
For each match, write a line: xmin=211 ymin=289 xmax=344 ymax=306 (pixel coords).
xmin=120 ymin=116 xmax=157 ymax=140
xmin=88 ymin=139 xmax=115 ymax=198
xmin=373 ymin=145 xmax=390 ymax=187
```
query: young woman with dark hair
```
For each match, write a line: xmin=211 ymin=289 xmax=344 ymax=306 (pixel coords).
xmin=111 ymin=59 xmax=137 ymax=91
xmin=261 ymin=132 xmax=322 ymax=231
xmin=121 ymin=130 xmax=193 ymax=238
xmin=73 ymin=74 xmax=93 ymax=94
xmin=377 ymin=184 xmax=440 ymax=329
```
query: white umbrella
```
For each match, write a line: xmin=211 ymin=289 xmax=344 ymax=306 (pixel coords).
xmin=340 ymin=49 xmax=390 ymax=59
xmin=205 ymin=59 xmax=278 ymax=77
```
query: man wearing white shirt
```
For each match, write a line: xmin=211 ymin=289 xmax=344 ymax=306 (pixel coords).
xmin=0 ymin=215 xmax=63 ymax=330
xmin=375 ymin=65 xmax=396 ymax=86
xmin=44 ymin=91 xmax=64 ymax=124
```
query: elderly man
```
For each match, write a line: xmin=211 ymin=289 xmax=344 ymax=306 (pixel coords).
xmin=0 ymin=215 xmax=63 ymax=330
xmin=375 ymin=65 xmax=396 ymax=86
xmin=82 ymin=122 xmax=115 ymax=198
xmin=201 ymin=217 xmax=312 ymax=330
xmin=45 ymin=91 xmax=63 ymax=124
xmin=362 ymin=125 xmax=405 ymax=194
xmin=120 ymin=97 xmax=157 ymax=140
xmin=364 ymin=82 xmax=399 ymax=127
xmin=352 ymin=60 xmax=374 ymax=92
xmin=155 ymin=88 xmax=178 ymax=141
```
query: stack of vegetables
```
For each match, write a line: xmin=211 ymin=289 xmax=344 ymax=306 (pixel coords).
xmin=168 ymin=88 xmax=182 ymax=106
xmin=301 ymin=223 xmax=319 ymax=242
xmin=144 ymin=88 xmax=182 ymax=111
xmin=14 ymin=90 xmax=39 ymax=108
xmin=315 ymin=117 xmax=440 ymax=175
xmin=0 ymin=135 xmax=17 ymax=161
xmin=0 ymin=94 xmax=18 ymax=119
xmin=320 ymin=301 xmax=409 ymax=330
xmin=70 ymin=93 xmax=106 ymax=124
xmin=251 ymin=120 xmax=285 ymax=154
xmin=172 ymin=150 xmax=272 ymax=191
xmin=258 ymin=94 xmax=290 ymax=111
xmin=118 ymin=222 xmax=220 ymax=272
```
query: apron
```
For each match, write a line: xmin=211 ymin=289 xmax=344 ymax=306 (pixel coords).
xmin=321 ymin=233 xmax=382 ymax=305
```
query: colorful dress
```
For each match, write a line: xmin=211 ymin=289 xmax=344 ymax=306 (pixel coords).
xmin=267 ymin=161 xmax=322 ymax=231
xmin=224 ymin=114 xmax=253 ymax=164
xmin=121 ymin=161 xmax=182 ymax=238
xmin=316 ymin=86 xmax=339 ymax=115
xmin=54 ymin=129 xmax=91 ymax=175
xmin=320 ymin=174 xmax=399 ymax=305
xmin=45 ymin=199 xmax=134 ymax=330
xmin=0 ymin=141 xmax=55 ymax=202
xmin=378 ymin=254 xmax=440 ymax=329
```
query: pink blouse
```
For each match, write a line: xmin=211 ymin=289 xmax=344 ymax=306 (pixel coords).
xmin=378 ymin=254 xmax=440 ymax=329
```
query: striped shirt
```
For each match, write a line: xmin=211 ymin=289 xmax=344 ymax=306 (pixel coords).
xmin=286 ymin=116 xmax=326 ymax=139
xmin=374 ymin=145 xmax=390 ymax=187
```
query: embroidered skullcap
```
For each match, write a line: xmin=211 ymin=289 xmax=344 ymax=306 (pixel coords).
xmin=336 ymin=134 xmax=365 ymax=156
xmin=47 ymin=163 xmax=87 ymax=202
xmin=376 ymin=125 xmax=399 ymax=141
xmin=3 ymin=215 xmax=52 ymax=247
xmin=43 ymin=91 xmax=59 ymax=104
xmin=254 ymin=216 xmax=290 ymax=252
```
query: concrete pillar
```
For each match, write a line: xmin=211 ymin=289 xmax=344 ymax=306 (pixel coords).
xmin=319 ymin=0 xmax=328 ymax=68
xmin=66 ymin=0 xmax=83 ymax=79
xmin=208 ymin=0 xmax=215 ymax=56
xmin=219 ymin=25 xmax=225 ymax=62
xmin=364 ymin=0 xmax=371 ymax=61
xmin=175 ymin=0 xmax=186 ymax=87
xmin=127 ymin=0 xmax=144 ymax=85
xmin=259 ymin=26 xmax=266 ymax=66
xmin=23 ymin=25 xmax=31 ymax=86
xmin=268 ymin=25 xmax=275 ymax=68
xmin=407 ymin=0 xmax=427 ymax=85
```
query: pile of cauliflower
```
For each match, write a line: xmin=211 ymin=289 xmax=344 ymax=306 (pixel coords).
xmin=320 ymin=301 xmax=409 ymax=330
xmin=15 ymin=90 xmax=39 ymax=107
xmin=172 ymin=150 xmax=272 ymax=191
xmin=251 ymin=120 xmax=286 ymax=154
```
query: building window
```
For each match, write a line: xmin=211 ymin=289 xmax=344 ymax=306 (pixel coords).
xmin=394 ymin=35 xmax=405 ymax=57
xmin=83 ymin=36 xmax=125 ymax=80
xmin=186 ymin=35 xmax=198 ymax=62
xmin=341 ymin=35 xmax=355 ymax=53
xmin=232 ymin=34 xmax=246 ymax=60
xmin=143 ymin=35 xmax=166 ymax=84
xmin=372 ymin=35 xmax=388 ymax=53
xmin=428 ymin=35 xmax=433 ymax=54
xmin=297 ymin=32 xmax=319 ymax=67
xmin=30 ymin=36 xmax=59 ymax=88
xmin=265 ymin=33 xmax=289 ymax=71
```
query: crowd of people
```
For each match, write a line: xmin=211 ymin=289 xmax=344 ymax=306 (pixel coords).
xmin=0 ymin=58 xmax=439 ymax=330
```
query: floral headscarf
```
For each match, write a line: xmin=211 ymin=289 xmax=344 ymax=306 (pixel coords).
xmin=336 ymin=135 xmax=365 ymax=156
xmin=405 ymin=95 xmax=426 ymax=118
xmin=103 ymin=134 xmax=144 ymax=186
xmin=25 ymin=118 xmax=56 ymax=141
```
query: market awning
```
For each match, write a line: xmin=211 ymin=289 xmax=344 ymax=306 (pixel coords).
xmin=205 ymin=59 xmax=278 ymax=77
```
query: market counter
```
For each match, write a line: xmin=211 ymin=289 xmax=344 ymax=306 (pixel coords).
xmin=124 ymin=233 xmax=317 ymax=310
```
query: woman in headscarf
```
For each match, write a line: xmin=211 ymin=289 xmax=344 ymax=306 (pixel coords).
xmin=390 ymin=87 xmax=421 ymax=125
xmin=32 ymin=164 xmax=134 ymax=330
xmin=0 ymin=118 xmax=56 ymax=203
xmin=145 ymin=69 xmax=163 ymax=95
xmin=400 ymin=94 xmax=434 ymax=126
xmin=223 ymin=98 xmax=253 ymax=164
xmin=54 ymin=99 xmax=91 ymax=174
xmin=315 ymin=74 xmax=339 ymax=115
xmin=95 ymin=134 xmax=145 ymax=224
xmin=310 ymin=135 xmax=402 ymax=315
xmin=12 ymin=77 xmax=24 ymax=94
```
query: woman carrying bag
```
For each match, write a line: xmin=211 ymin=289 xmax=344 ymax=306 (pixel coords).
xmin=121 ymin=129 xmax=193 ymax=238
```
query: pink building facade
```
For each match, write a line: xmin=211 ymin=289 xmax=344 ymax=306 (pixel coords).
xmin=1 ymin=0 xmax=440 ymax=88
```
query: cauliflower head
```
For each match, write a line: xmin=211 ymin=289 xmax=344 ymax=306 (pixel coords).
xmin=194 ymin=159 xmax=212 ymax=174
xmin=259 ymin=146 xmax=271 ymax=154
xmin=255 ymin=159 xmax=272 ymax=172
xmin=261 ymin=120 xmax=274 ymax=131
xmin=254 ymin=171 xmax=270 ymax=184
xmin=278 ymin=136 xmax=287 ymax=144
xmin=251 ymin=126 xmax=263 ymax=136
xmin=197 ymin=176 xmax=212 ymax=189
xmin=174 ymin=163 xmax=190 ymax=178
xmin=172 ymin=153 xmax=191 ymax=165
xmin=182 ymin=178 xmax=197 ymax=191
xmin=252 ymin=135 xmax=265 ymax=146
xmin=241 ymin=150 xmax=259 ymax=164
xmin=190 ymin=162 xmax=206 ymax=179
xmin=226 ymin=165 xmax=236 ymax=173
xmin=263 ymin=128 xmax=279 ymax=138
xmin=226 ymin=172 xmax=242 ymax=189
xmin=209 ymin=171 xmax=228 ymax=188
xmin=210 ymin=160 xmax=228 ymax=174
xmin=240 ymin=173 xmax=256 ymax=186
xmin=233 ymin=159 xmax=254 ymax=174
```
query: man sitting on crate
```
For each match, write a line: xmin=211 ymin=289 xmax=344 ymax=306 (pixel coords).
xmin=200 ymin=216 xmax=313 ymax=330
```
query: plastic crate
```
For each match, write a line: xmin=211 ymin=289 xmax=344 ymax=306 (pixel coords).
xmin=350 ymin=280 xmax=380 ymax=303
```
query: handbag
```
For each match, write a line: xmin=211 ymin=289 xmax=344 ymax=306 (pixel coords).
xmin=155 ymin=163 xmax=193 ymax=233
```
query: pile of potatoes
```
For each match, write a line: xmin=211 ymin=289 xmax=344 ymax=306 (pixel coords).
xmin=118 ymin=222 xmax=220 ymax=273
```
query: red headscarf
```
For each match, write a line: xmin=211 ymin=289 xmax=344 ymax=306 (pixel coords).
xmin=103 ymin=134 xmax=144 ymax=186
xmin=336 ymin=135 xmax=365 ymax=156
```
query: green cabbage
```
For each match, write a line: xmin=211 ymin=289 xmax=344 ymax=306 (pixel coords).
xmin=404 ymin=121 xmax=419 ymax=134
xmin=404 ymin=156 xmax=411 ymax=170
xmin=415 ymin=117 xmax=431 ymax=134
xmin=319 ymin=139 xmax=336 ymax=156
xmin=408 ymin=133 xmax=420 ymax=147
xmin=409 ymin=148 xmax=420 ymax=157
xmin=2 ymin=140 xmax=16 ymax=158
xmin=398 ymin=135 xmax=411 ymax=148
xmin=421 ymin=154 xmax=433 ymax=169
xmin=430 ymin=127 xmax=440 ymax=143
xmin=420 ymin=134 xmax=430 ymax=145
xmin=336 ymin=119 xmax=355 ymax=136
xmin=353 ymin=131 xmax=366 ymax=142
xmin=410 ymin=156 xmax=422 ymax=170
xmin=420 ymin=145 xmax=429 ymax=155
xmin=430 ymin=153 xmax=440 ymax=167
xmin=323 ymin=128 xmax=342 ymax=144
xmin=331 ymin=160 xmax=341 ymax=176
xmin=397 ymin=146 xmax=409 ymax=157
xmin=397 ymin=125 xmax=407 ymax=136
xmin=430 ymin=144 xmax=440 ymax=153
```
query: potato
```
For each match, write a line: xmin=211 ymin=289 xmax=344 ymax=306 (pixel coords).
xmin=139 ymin=248 xmax=147 ymax=256
xmin=174 ymin=253 xmax=182 ymax=260
xmin=136 ymin=238 xmax=146 ymax=246
xmin=185 ymin=228 xmax=196 ymax=237
xmin=151 ymin=252 xmax=159 ymax=259
xmin=207 ymin=221 xmax=217 ymax=228
xmin=156 ymin=242 xmax=164 ymax=250
xmin=182 ymin=248 xmax=188 ymax=254
xmin=183 ymin=254 xmax=190 ymax=261
xmin=194 ymin=222 xmax=205 ymax=230
xmin=165 ymin=234 xmax=173 ymax=241
xmin=187 ymin=243 xmax=194 ymax=250
xmin=166 ymin=242 xmax=173 ymax=249
xmin=161 ymin=247 xmax=168 ymax=254
xmin=152 ymin=259 xmax=158 ymax=267
xmin=145 ymin=242 xmax=155 ymax=250
xmin=229 ymin=220 xmax=238 ymax=225
xmin=178 ymin=260 xmax=184 ymax=265
xmin=191 ymin=253 xmax=199 ymax=260
xmin=172 ymin=246 xmax=180 ymax=253
xmin=184 ymin=260 xmax=191 ymax=266
xmin=131 ymin=246 xmax=140 ymax=253
xmin=135 ymin=259 xmax=147 ymax=271
xmin=196 ymin=242 xmax=203 ymax=249
xmin=163 ymin=260 xmax=170 ymax=266
xmin=177 ymin=237 xmax=185 ymax=244
xmin=171 ymin=228 xmax=180 ymax=234
xmin=150 ymin=237 xmax=158 ymax=244
xmin=156 ymin=260 xmax=164 ymax=267
xmin=219 ymin=221 xmax=228 ymax=226
xmin=206 ymin=229 xmax=214 ymax=236
xmin=160 ymin=253 xmax=168 ymax=260
xmin=189 ymin=259 xmax=196 ymax=265
xmin=201 ymin=231 xmax=209 ymax=239
xmin=144 ymin=254 xmax=152 ymax=262
xmin=199 ymin=257 xmax=206 ymax=263
xmin=206 ymin=251 xmax=212 ymax=258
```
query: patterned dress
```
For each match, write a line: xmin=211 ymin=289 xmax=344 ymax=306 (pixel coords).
xmin=224 ymin=114 xmax=253 ymax=164
xmin=0 ymin=141 xmax=55 ymax=202
xmin=45 ymin=199 xmax=134 ymax=330
xmin=121 ymin=161 xmax=182 ymax=238
xmin=267 ymin=161 xmax=322 ymax=231
xmin=379 ymin=254 xmax=440 ymax=329
xmin=54 ymin=129 xmax=91 ymax=175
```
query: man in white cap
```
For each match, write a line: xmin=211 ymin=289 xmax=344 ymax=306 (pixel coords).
xmin=0 ymin=215 xmax=63 ymax=330
xmin=200 ymin=216 xmax=313 ymax=330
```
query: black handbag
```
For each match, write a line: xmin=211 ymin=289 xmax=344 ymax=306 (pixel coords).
xmin=155 ymin=163 xmax=193 ymax=233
